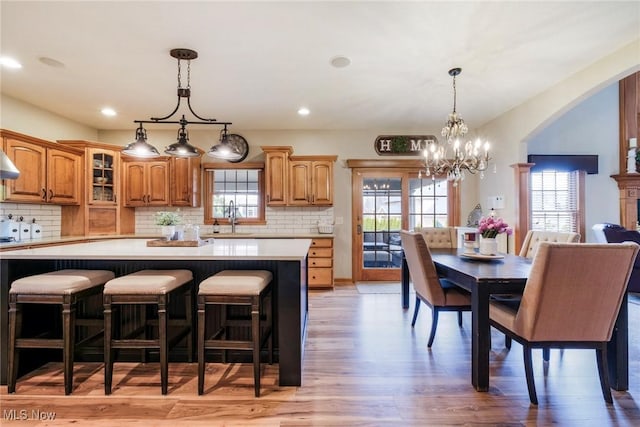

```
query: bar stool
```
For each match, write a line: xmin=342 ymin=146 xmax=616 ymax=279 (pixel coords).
xmin=103 ymin=269 xmax=193 ymax=395
xmin=198 ymin=270 xmax=273 ymax=397
xmin=8 ymin=269 xmax=115 ymax=395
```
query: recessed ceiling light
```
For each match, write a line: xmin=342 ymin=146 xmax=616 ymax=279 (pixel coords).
xmin=0 ymin=56 xmax=22 ymax=69
xmin=298 ymin=107 xmax=310 ymax=116
xmin=101 ymin=107 xmax=117 ymax=117
xmin=39 ymin=57 xmax=65 ymax=68
xmin=330 ymin=56 xmax=351 ymax=68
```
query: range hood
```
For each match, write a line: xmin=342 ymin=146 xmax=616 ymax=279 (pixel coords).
xmin=0 ymin=149 xmax=20 ymax=180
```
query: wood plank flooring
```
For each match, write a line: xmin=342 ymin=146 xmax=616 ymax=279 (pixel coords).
xmin=2 ymin=284 xmax=640 ymax=426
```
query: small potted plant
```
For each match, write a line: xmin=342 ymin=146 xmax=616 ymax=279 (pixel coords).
xmin=155 ymin=211 xmax=181 ymax=240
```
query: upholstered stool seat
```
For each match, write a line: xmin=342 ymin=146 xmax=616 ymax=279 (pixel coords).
xmin=103 ymin=269 xmax=193 ymax=395
xmin=198 ymin=270 xmax=273 ymax=397
xmin=8 ymin=269 xmax=115 ymax=395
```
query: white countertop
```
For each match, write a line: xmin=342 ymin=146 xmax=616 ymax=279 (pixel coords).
xmin=0 ymin=238 xmax=312 ymax=260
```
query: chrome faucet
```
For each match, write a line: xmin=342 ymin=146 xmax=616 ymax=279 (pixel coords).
xmin=227 ymin=200 xmax=237 ymax=233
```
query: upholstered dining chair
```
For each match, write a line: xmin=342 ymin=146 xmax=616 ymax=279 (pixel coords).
xmin=400 ymin=230 xmax=471 ymax=347
xmin=419 ymin=227 xmax=458 ymax=249
xmin=489 ymin=242 xmax=639 ymax=404
xmin=518 ymin=230 xmax=580 ymax=259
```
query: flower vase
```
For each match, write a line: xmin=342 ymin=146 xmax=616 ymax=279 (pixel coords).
xmin=161 ymin=225 xmax=176 ymax=241
xmin=479 ymin=237 xmax=498 ymax=255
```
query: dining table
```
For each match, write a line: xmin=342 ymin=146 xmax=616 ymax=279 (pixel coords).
xmin=400 ymin=248 xmax=629 ymax=392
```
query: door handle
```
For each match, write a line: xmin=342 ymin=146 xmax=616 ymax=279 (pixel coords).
xmin=49 ymin=189 xmax=54 ymax=201
xmin=42 ymin=188 xmax=47 ymax=200
xmin=357 ymin=224 xmax=362 ymax=235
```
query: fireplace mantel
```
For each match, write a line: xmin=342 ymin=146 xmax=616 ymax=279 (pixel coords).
xmin=612 ymin=174 xmax=640 ymax=230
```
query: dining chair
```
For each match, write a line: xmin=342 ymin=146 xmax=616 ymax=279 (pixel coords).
xmin=489 ymin=242 xmax=639 ymax=404
xmin=509 ymin=230 xmax=581 ymax=359
xmin=400 ymin=230 xmax=470 ymax=347
xmin=518 ymin=230 xmax=580 ymax=259
xmin=419 ymin=227 xmax=458 ymax=249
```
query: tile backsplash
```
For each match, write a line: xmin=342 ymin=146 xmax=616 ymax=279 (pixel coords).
xmin=0 ymin=203 xmax=334 ymax=240
xmin=135 ymin=205 xmax=335 ymax=235
xmin=0 ymin=203 xmax=61 ymax=239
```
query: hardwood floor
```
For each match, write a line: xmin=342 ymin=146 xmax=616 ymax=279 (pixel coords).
xmin=2 ymin=285 xmax=640 ymax=426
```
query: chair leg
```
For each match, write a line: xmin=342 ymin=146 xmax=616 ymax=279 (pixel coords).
xmin=158 ymin=297 xmax=168 ymax=395
xmin=252 ymin=297 xmax=261 ymax=397
xmin=505 ymin=335 xmax=512 ymax=350
xmin=104 ymin=298 xmax=113 ymax=395
xmin=7 ymin=299 xmax=20 ymax=394
xmin=185 ymin=288 xmax=193 ymax=363
xmin=596 ymin=344 xmax=613 ymax=404
xmin=62 ymin=300 xmax=76 ymax=395
xmin=542 ymin=347 xmax=550 ymax=362
xmin=427 ymin=308 xmax=439 ymax=348
xmin=140 ymin=305 xmax=147 ymax=363
xmin=457 ymin=311 xmax=463 ymax=327
xmin=221 ymin=305 xmax=228 ymax=364
xmin=267 ymin=290 xmax=273 ymax=365
xmin=523 ymin=344 xmax=538 ymax=405
xmin=197 ymin=300 xmax=206 ymax=395
xmin=411 ymin=297 xmax=421 ymax=327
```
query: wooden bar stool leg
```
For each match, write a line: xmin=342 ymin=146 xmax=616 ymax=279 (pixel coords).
xmin=267 ymin=291 xmax=273 ymax=365
xmin=221 ymin=305 xmax=227 ymax=364
xmin=185 ymin=289 xmax=193 ymax=363
xmin=197 ymin=298 xmax=206 ymax=395
xmin=62 ymin=297 xmax=76 ymax=395
xmin=7 ymin=297 xmax=20 ymax=394
xmin=158 ymin=296 xmax=168 ymax=395
xmin=140 ymin=305 xmax=147 ymax=363
xmin=252 ymin=296 xmax=261 ymax=397
xmin=104 ymin=297 xmax=113 ymax=395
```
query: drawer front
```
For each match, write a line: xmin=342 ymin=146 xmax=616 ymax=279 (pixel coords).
xmin=308 ymin=267 xmax=333 ymax=285
xmin=308 ymin=248 xmax=332 ymax=258
xmin=311 ymin=238 xmax=333 ymax=248
xmin=309 ymin=257 xmax=332 ymax=268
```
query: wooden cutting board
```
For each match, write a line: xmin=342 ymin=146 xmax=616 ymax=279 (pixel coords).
xmin=146 ymin=238 xmax=214 ymax=247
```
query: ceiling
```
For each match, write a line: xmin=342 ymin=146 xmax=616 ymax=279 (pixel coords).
xmin=1 ymin=1 xmax=639 ymax=133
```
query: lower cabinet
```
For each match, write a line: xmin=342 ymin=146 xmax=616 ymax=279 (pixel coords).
xmin=308 ymin=237 xmax=334 ymax=289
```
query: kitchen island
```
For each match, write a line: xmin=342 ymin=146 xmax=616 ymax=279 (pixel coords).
xmin=0 ymin=238 xmax=311 ymax=387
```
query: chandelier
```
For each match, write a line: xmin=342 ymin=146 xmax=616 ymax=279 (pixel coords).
xmin=421 ymin=67 xmax=490 ymax=183
xmin=123 ymin=48 xmax=232 ymax=158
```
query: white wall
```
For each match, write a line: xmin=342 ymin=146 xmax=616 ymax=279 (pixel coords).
xmin=527 ymin=83 xmax=620 ymax=242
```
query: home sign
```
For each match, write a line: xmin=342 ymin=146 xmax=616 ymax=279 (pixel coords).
xmin=374 ymin=135 xmax=439 ymax=156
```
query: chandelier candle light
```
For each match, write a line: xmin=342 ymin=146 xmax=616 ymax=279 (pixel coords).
xmin=422 ymin=67 xmax=491 ymax=183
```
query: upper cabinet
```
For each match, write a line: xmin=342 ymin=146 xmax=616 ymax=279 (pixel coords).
xmin=122 ymin=158 xmax=170 ymax=207
xmin=170 ymin=156 xmax=201 ymax=207
xmin=288 ymin=157 xmax=336 ymax=206
xmin=2 ymin=130 xmax=82 ymax=205
xmin=261 ymin=146 xmax=292 ymax=206
xmin=261 ymin=146 xmax=336 ymax=207
xmin=57 ymin=140 xmax=135 ymax=237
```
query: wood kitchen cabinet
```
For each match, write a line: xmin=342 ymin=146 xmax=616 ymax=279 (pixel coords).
xmin=1 ymin=129 xmax=82 ymax=205
xmin=57 ymin=140 xmax=135 ymax=236
xmin=170 ymin=155 xmax=201 ymax=207
xmin=122 ymin=158 xmax=170 ymax=207
xmin=288 ymin=156 xmax=337 ymax=206
xmin=261 ymin=146 xmax=292 ymax=206
xmin=308 ymin=237 xmax=334 ymax=289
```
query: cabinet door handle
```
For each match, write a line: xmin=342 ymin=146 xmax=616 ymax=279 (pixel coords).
xmin=41 ymin=188 xmax=47 ymax=200
xmin=114 ymin=194 xmax=117 ymax=203
xmin=266 ymin=194 xmax=270 ymax=203
xmin=49 ymin=189 xmax=54 ymax=201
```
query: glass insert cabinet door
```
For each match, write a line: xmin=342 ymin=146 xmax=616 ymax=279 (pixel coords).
xmin=90 ymin=151 xmax=115 ymax=204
